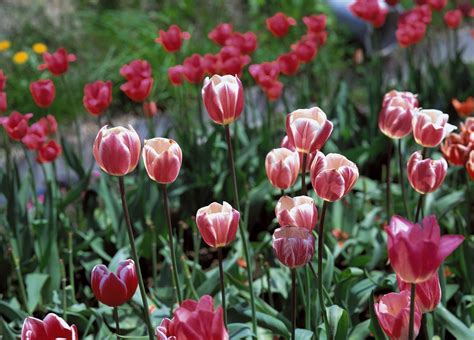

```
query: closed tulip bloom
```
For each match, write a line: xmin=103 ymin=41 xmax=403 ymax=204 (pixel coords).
xmin=302 ymin=15 xmax=327 ymax=33
xmin=407 ymin=151 xmax=447 ymax=194
xmin=142 ymin=137 xmax=182 ymax=184
xmin=441 ymin=133 xmax=470 ymax=166
xmin=386 ymin=215 xmax=464 ymax=283
xmin=379 ymin=96 xmax=417 ymax=139
xmin=286 ymin=107 xmax=333 ymax=154
xmin=22 ymin=122 xmax=46 ymax=150
xmin=36 ymin=140 xmax=62 ymax=164
xmin=278 ymin=52 xmax=300 ymax=76
xmin=349 ymin=0 xmax=389 ymax=28
xmin=266 ymin=12 xmax=297 ymax=37
xmin=444 ymin=9 xmax=462 ymax=29
xmin=37 ymin=114 xmax=57 ymax=136
xmin=196 ymin=201 xmax=239 ymax=248
xmin=29 ymin=79 xmax=55 ymax=108
xmin=0 ymin=111 xmax=33 ymax=141
xmin=168 ymin=65 xmax=185 ymax=86
xmin=374 ymin=291 xmax=421 ymax=340
xmin=225 ymin=31 xmax=257 ymax=55
xmin=272 ymin=226 xmax=315 ymax=268
xmin=412 ymin=109 xmax=456 ymax=147
xmin=91 ymin=259 xmax=138 ymax=307
xmin=0 ymin=92 xmax=7 ymax=112
xmin=120 ymin=77 xmax=153 ymax=102
xmin=382 ymin=90 xmax=418 ymax=109
xmin=397 ymin=273 xmax=441 ymax=313
xmin=155 ymin=24 xmax=190 ymax=53
xmin=38 ymin=48 xmax=76 ymax=76
xmin=202 ymin=74 xmax=244 ymax=125
xmin=275 ymin=195 xmax=318 ymax=231
xmin=310 ymin=152 xmax=359 ymax=202
xmin=21 ymin=313 xmax=78 ymax=340
xmin=265 ymin=148 xmax=300 ymax=189
xmin=120 ymin=60 xmax=152 ymax=80
xmin=262 ymin=80 xmax=284 ymax=101
xmin=208 ymin=23 xmax=234 ymax=46
xmin=83 ymin=80 xmax=113 ymax=115
xmin=156 ymin=295 xmax=228 ymax=340
xmin=93 ymin=125 xmax=141 ymax=176
xmin=182 ymin=54 xmax=205 ymax=84
xmin=291 ymin=39 xmax=317 ymax=63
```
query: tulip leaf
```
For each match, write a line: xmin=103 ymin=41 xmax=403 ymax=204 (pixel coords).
xmin=25 ymin=273 xmax=49 ymax=314
xmin=0 ymin=318 xmax=18 ymax=340
xmin=60 ymin=136 xmax=86 ymax=178
xmin=295 ymin=328 xmax=314 ymax=339
xmin=0 ymin=300 xmax=27 ymax=321
xmin=349 ymin=319 xmax=371 ymax=340
xmin=434 ymin=304 xmax=474 ymax=339
xmin=326 ymin=305 xmax=349 ymax=340
xmin=369 ymin=291 xmax=387 ymax=340
xmin=228 ymin=323 xmax=253 ymax=339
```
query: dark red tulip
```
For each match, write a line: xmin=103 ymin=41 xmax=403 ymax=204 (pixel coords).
xmin=30 ymin=79 xmax=56 ymax=108
xmin=266 ymin=12 xmax=297 ymax=37
xmin=36 ymin=140 xmax=62 ymax=164
xmin=217 ymin=46 xmax=251 ymax=76
xmin=168 ymin=65 xmax=185 ymax=86
xmin=278 ymin=52 xmax=300 ymax=76
xmin=120 ymin=77 xmax=153 ymax=102
xmin=444 ymin=9 xmax=462 ymax=29
xmin=37 ymin=114 xmax=57 ymax=136
xmin=349 ymin=0 xmax=389 ymax=28
xmin=22 ymin=122 xmax=46 ymax=150
xmin=291 ymin=39 xmax=317 ymax=63
xmin=182 ymin=54 xmax=205 ymax=84
xmin=155 ymin=24 xmax=190 ymax=53
xmin=225 ymin=31 xmax=257 ymax=54
xmin=386 ymin=0 xmax=399 ymax=5
xmin=21 ymin=313 xmax=78 ymax=340
xmin=120 ymin=59 xmax=153 ymax=80
xmin=0 ymin=111 xmax=33 ymax=141
xmin=83 ymin=80 xmax=113 ymax=115
xmin=302 ymin=15 xmax=327 ymax=32
xmin=0 ymin=92 xmax=6 ymax=112
xmin=249 ymin=61 xmax=280 ymax=87
xmin=303 ymin=31 xmax=328 ymax=47
xmin=38 ymin=48 xmax=76 ymax=76
xmin=208 ymin=23 xmax=234 ymax=46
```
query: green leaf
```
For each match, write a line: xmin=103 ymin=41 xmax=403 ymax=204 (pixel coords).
xmin=0 ymin=300 xmax=27 ymax=321
xmin=61 ymin=136 xmax=86 ymax=178
xmin=326 ymin=305 xmax=349 ymax=340
xmin=434 ymin=304 xmax=474 ymax=339
xmin=228 ymin=323 xmax=254 ymax=339
xmin=0 ymin=318 xmax=18 ymax=340
xmin=368 ymin=292 xmax=387 ymax=340
xmin=295 ymin=328 xmax=314 ymax=340
xmin=349 ymin=319 xmax=371 ymax=340
xmin=25 ymin=273 xmax=49 ymax=314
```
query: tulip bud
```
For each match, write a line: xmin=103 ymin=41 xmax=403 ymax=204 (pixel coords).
xmin=374 ymin=291 xmax=421 ymax=340
xmin=397 ymin=273 xmax=441 ymax=313
xmin=0 ymin=111 xmax=33 ymax=141
xmin=21 ymin=313 xmax=78 ymax=340
xmin=444 ymin=9 xmax=463 ymax=30
xmin=29 ymin=79 xmax=55 ymax=108
xmin=407 ymin=151 xmax=447 ymax=194
xmin=83 ymin=80 xmax=113 ymax=115
xmin=142 ymin=137 xmax=182 ymax=184
xmin=265 ymin=148 xmax=300 ymax=190
xmin=202 ymin=74 xmax=244 ymax=125
xmin=196 ymin=201 xmax=240 ymax=248
xmin=275 ymin=195 xmax=318 ymax=231
xmin=285 ymin=107 xmax=333 ymax=154
xmin=208 ymin=23 xmax=234 ymax=46
xmin=378 ymin=96 xmax=416 ymax=139
xmin=272 ymin=226 xmax=315 ymax=268
xmin=310 ymin=152 xmax=359 ymax=202
xmin=91 ymin=259 xmax=138 ymax=307
xmin=93 ymin=125 xmax=141 ymax=176
xmin=412 ymin=109 xmax=456 ymax=147
xmin=386 ymin=215 xmax=464 ymax=283
xmin=120 ymin=77 xmax=153 ymax=103
xmin=168 ymin=65 xmax=185 ymax=86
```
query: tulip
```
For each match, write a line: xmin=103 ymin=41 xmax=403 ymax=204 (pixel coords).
xmin=281 ymin=135 xmax=315 ymax=173
xmin=0 ymin=92 xmax=6 ymax=112
xmin=83 ymin=80 xmax=113 ymax=115
xmin=451 ymin=97 xmax=474 ymax=117
xmin=386 ymin=215 xmax=464 ymax=283
xmin=208 ymin=23 xmax=234 ymax=46
xmin=93 ymin=125 xmax=141 ymax=176
xmin=378 ymin=96 xmax=417 ymax=139
xmin=382 ymin=90 xmax=418 ymax=110
xmin=310 ymin=152 xmax=359 ymax=202
xmin=168 ymin=65 xmax=185 ymax=86
xmin=428 ymin=0 xmax=446 ymax=11
xmin=444 ymin=9 xmax=462 ymax=29
xmin=397 ymin=273 xmax=441 ymax=313
xmin=201 ymin=74 xmax=244 ymax=125
xmin=272 ymin=226 xmax=315 ymax=268
xmin=37 ymin=114 xmax=57 ymax=136
xmin=278 ymin=52 xmax=300 ymax=76
xmin=120 ymin=59 xmax=152 ymax=80
xmin=196 ymin=201 xmax=239 ymax=248
xmin=262 ymin=80 xmax=284 ymax=101
xmin=120 ymin=77 xmax=153 ymax=102
xmin=36 ymin=140 xmax=62 ymax=164
xmin=143 ymin=101 xmax=158 ymax=117
xmin=142 ymin=137 xmax=182 ymax=184
xmin=0 ymin=111 xmax=33 ymax=141
xmin=91 ymin=259 xmax=138 ymax=307
xmin=396 ymin=5 xmax=431 ymax=47
xmin=29 ymin=79 xmax=55 ymax=108
xmin=182 ymin=54 xmax=205 ymax=84
xmin=412 ymin=109 xmax=456 ymax=147
xmin=249 ymin=62 xmax=280 ymax=87
xmin=286 ymin=107 xmax=333 ymax=154
xmin=22 ymin=122 xmax=46 ymax=150
xmin=302 ymin=15 xmax=327 ymax=33
xmin=349 ymin=0 xmax=389 ymax=28
xmin=291 ymin=39 xmax=317 ymax=63
xmin=265 ymin=148 xmax=300 ymax=190
xmin=0 ymin=69 xmax=6 ymax=91
xmin=21 ymin=313 xmax=78 ymax=340
xmin=275 ymin=195 xmax=318 ymax=231
xmin=155 ymin=295 xmax=228 ymax=340
xmin=155 ymin=24 xmax=190 ymax=53
xmin=441 ymin=133 xmax=470 ymax=166
xmin=374 ymin=291 xmax=421 ymax=340
xmin=38 ymin=48 xmax=76 ymax=76
xmin=467 ymin=151 xmax=474 ymax=181
xmin=266 ymin=12 xmax=296 ymax=37
xmin=225 ymin=31 xmax=257 ymax=55
xmin=202 ymin=53 xmax=220 ymax=75
xmin=216 ymin=46 xmax=250 ymax=76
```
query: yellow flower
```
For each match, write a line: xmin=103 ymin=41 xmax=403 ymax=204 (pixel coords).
xmin=32 ymin=43 xmax=47 ymax=54
xmin=0 ymin=40 xmax=11 ymax=52
xmin=13 ymin=51 xmax=29 ymax=64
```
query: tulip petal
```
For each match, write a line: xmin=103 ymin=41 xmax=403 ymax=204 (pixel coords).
xmin=436 ymin=235 xmax=464 ymax=264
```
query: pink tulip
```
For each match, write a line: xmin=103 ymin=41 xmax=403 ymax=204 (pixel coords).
xmin=310 ymin=152 xmax=359 ymax=202
xmin=386 ymin=215 xmax=464 ymax=283
xmin=382 ymin=90 xmax=418 ymax=109
xmin=378 ymin=96 xmax=417 ymax=139
xmin=374 ymin=291 xmax=421 ymax=340
xmin=272 ymin=226 xmax=315 ymax=268
xmin=196 ymin=201 xmax=240 ymax=248
xmin=281 ymin=135 xmax=315 ymax=173
xmin=265 ymin=148 xmax=300 ymax=190
xmin=142 ymin=137 xmax=182 ymax=184
xmin=202 ymin=74 xmax=244 ymax=125
xmin=21 ymin=313 xmax=78 ymax=340
xmin=407 ymin=151 xmax=447 ymax=194
xmin=397 ymin=273 xmax=441 ymax=313
xmin=275 ymin=195 xmax=318 ymax=231
xmin=412 ymin=109 xmax=456 ymax=147
xmin=285 ymin=107 xmax=333 ymax=154
xmin=93 ymin=125 xmax=141 ymax=176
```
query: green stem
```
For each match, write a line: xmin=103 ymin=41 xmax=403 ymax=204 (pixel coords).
xmin=305 ymin=265 xmax=311 ymax=332
xmin=218 ymin=248 xmax=227 ymax=327
xmin=301 ymin=153 xmax=307 ymax=196
xmin=181 ymin=254 xmax=199 ymax=299
xmin=408 ymin=283 xmax=416 ymax=340
xmin=265 ymin=262 xmax=274 ymax=308
xmin=397 ymin=139 xmax=410 ymax=218
xmin=318 ymin=201 xmax=331 ymax=339
xmin=415 ymin=194 xmax=424 ymax=223
xmin=118 ymin=177 xmax=154 ymax=340
xmin=21 ymin=145 xmax=39 ymax=211
xmin=151 ymin=223 xmax=158 ymax=289
xmin=224 ymin=125 xmax=257 ymax=337
xmin=114 ymin=307 xmax=120 ymax=338
xmin=68 ymin=231 xmax=75 ymax=302
xmin=60 ymin=259 xmax=67 ymax=321
xmin=12 ymin=248 xmax=28 ymax=311
xmin=385 ymin=141 xmax=393 ymax=219
xmin=291 ymin=268 xmax=297 ymax=340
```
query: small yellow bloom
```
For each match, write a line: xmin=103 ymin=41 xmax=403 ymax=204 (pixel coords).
xmin=13 ymin=51 xmax=29 ymax=64
xmin=32 ymin=43 xmax=47 ymax=54
xmin=0 ymin=40 xmax=11 ymax=52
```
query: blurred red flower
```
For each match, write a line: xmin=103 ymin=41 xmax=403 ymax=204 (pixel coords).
xmin=38 ymin=48 xmax=76 ymax=76
xmin=37 ymin=140 xmax=62 ymax=164
xmin=266 ymin=12 xmax=297 ymax=37
xmin=444 ymin=9 xmax=463 ymax=30
xmin=1 ymin=111 xmax=33 ymax=141
xmin=155 ymin=24 xmax=190 ymax=53
xmin=349 ymin=0 xmax=389 ymax=28
xmin=30 ymin=79 xmax=56 ymax=108
xmin=208 ymin=23 xmax=233 ymax=46
xmin=83 ymin=80 xmax=113 ymax=115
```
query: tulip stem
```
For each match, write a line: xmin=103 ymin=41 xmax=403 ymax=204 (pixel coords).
xmin=318 ymin=201 xmax=331 ymax=340
xmin=265 ymin=262 xmax=274 ymax=308
xmin=161 ymin=184 xmax=183 ymax=306
xmin=118 ymin=177 xmax=154 ymax=340
xmin=60 ymin=259 xmax=67 ymax=321
xmin=217 ymin=247 xmax=227 ymax=327
xmin=415 ymin=194 xmax=424 ymax=223
xmin=150 ymin=223 xmax=158 ymax=290
xmin=113 ymin=307 xmax=120 ymax=338
xmin=21 ymin=145 xmax=39 ymax=212
xmin=68 ymin=231 xmax=76 ymax=302
xmin=224 ymin=125 xmax=257 ymax=337
xmin=397 ymin=139 xmax=410 ymax=219
xmin=291 ymin=268 xmax=296 ymax=340
xmin=408 ymin=283 xmax=416 ymax=340
xmin=385 ymin=141 xmax=393 ymax=219
xmin=301 ymin=153 xmax=307 ymax=196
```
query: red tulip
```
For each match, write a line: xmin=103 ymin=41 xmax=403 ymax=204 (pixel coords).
xmin=303 ymin=31 xmax=329 ymax=47
xmin=202 ymin=74 xmax=244 ymax=125
xmin=266 ymin=12 xmax=297 ymax=37
xmin=467 ymin=151 xmax=474 ymax=181
xmin=397 ymin=273 xmax=441 ymax=312
xmin=36 ymin=140 xmax=62 ymax=164
xmin=196 ymin=201 xmax=240 ymax=248
xmin=275 ymin=195 xmax=318 ymax=231
xmin=38 ymin=48 xmax=76 ymax=76
xmin=168 ymin=65 xmax=185 ymax=86
xmin=182 ymin=54 xmax=205 ymax=84
xmin=143 ymin=101 xmax=158 ymax=117
xmin=83 ymin=80 xmax=113 ymax=115
xmin=0 ymin=92 xmax=6 ymax=112
xmin=444 ymin=9 xmax=462 ymax=29
xmin=142 ymin=137 xmax=182 ymax=184
xmin=386 ymin=215 xmax=464 ymax=283
xmin=302 ymin=15 xmax=327 ymax=33
xmin=120 ymin=60 xmax=152 ymax=80
xmin=21 ymin=313 xmax=78 ymax=340
xmin=349 ymin=0 xmax=389 ymax=28
xmin=428 ymin=0 xmax=446 ymax=11
xmin=378 ymin=96 xmax=417 ymax=139
xmin=0 ymin=69 xmax=6 ymax=91
xmin=29 ymin=79 xmax=55 ymax=108
xmin=91 ymin=259 xmax=138 ymax=307
xmin=291 ymin=39 xmax=317 ymax=63
xmin=202 ymin=53 xmax=220 ymax=75
xmin=0 ymin=111 xmax=33 ymax=141
xmin=225 ymin=31 xmax=257 ymax=54
xmin=374 ymin=291 xmax=421 ymax=340
xmin=407 ymin=151 xmax=447 ymax=194
xmin=208 ymin=23 xmax=234 ymax=46
xmin=93 ymin=125 xmax=141 ymax=176
xmin=249 ymin=62 xmax=280 ymax=87
xmin=396 ymin=5 xmax=431 ymax=47
xmin=22 ymin=122 xmax=46 ymax=150
xmin=272 ymin=226 xmax=315 ymax=268
xmin=216 ymin=46 xmax=251 ymax=76
xmin=155 ymin=24 xmax=190 ymax=53
xmin=278 ymin=52 xmax=300 ymax=76
xmin=37 ymin=115 xmax=57 ymax=136
xmin=265 ymin=148 xmax=300 ymax=189
xmin=155 ymin=295 xmax=228 ymax=340
xmin=310 ymin=152 xmax=359 ymax=202
xmin=262 ymin=80 xmax=284 ymax=101
xmin=286 ymin=107 xmax=333 ymax=154
xmin=120 ymin=77 xmax=153 ymax=102
xmin=412 ymin=109 xmax=456 ymax=147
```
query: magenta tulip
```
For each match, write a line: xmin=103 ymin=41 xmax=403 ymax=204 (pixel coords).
xmin=397 ymin=273 xmax=441 ymax=313
xmin=21 ymin=313 xmax=78 ymax=340
xmin=407 ymin=151 xmax=448 ymax=194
